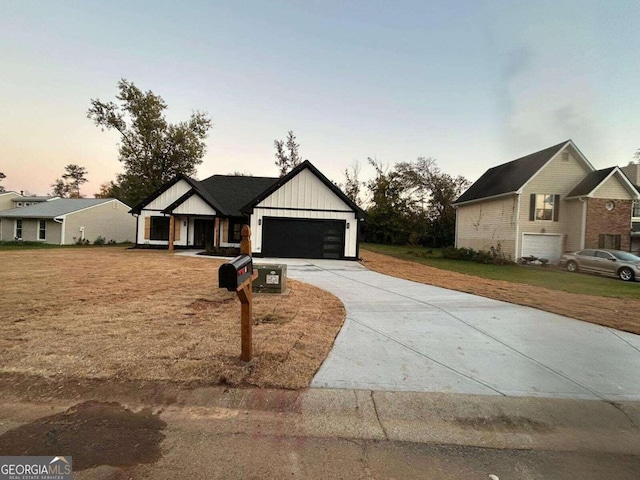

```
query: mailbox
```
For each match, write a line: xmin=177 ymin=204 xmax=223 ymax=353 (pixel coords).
xmin=218 ymin=255 xmax=253 ymax=291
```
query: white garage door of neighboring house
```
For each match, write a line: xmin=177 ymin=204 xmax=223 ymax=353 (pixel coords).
xmin=521 ymin=233 xmax=563 ymax=261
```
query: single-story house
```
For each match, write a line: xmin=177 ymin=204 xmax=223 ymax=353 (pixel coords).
xmin=453 ymin=140 xmax=640 ymax=261
xmin=0 ymin=198 xmax=135 ymax=244
xmin=129 ymin=160 xmax=365 ymax=259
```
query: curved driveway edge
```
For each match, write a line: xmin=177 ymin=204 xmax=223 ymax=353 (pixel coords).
xmin=274 ymin=258 xmax=640 ymax=401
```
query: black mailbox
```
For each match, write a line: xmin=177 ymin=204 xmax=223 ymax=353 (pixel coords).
xmin=218 ymin=255 xmax=253 ymax=291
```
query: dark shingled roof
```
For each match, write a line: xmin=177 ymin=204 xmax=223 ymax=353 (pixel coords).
xmin=454 ymin=141 xmax=570 ymax=204
xmin=131 ymin=161 xmax=365 ymax=218
xmin=566 ymin=167 xmax=617 ymax=198
xmin=196 ymin=175 xmax=278 ymax=217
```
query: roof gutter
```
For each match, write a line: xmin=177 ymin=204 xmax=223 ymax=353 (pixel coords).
xmin=452 ymin=191 xmax=517 ymax=207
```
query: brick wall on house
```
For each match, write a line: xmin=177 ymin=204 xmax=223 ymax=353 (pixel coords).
xmin=584 ymin=198 xmax=632 ymax=250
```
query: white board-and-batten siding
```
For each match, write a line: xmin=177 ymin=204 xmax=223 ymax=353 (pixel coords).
xmin=172 ymin=195 xmax=217 ymax=215
xmin=136 ymin=180 xmax=192 ymax=246
xmin=249 ymin=168 xmax=359 ymax=258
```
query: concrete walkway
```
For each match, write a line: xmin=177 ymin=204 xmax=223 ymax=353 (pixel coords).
xmin=267 ymin=258 xmax=640 ymax=401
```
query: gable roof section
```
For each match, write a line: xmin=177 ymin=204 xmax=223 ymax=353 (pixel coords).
xmin=0 ymin=198 xmax=112 ymax=218
xmin=241 ymin=160 xmax=366 ymax=218
xmin=129 ymin=175 xmax=200 ymax=215
xmin=161 ymin=186 xmax=225 ymax=215
xmin=566 ymin=167 xmax=640 ymax=199
xmin=198 ymin=175 xmax=278 ymax=217
xmin=454 ymin=140 xmax=572 ymax=205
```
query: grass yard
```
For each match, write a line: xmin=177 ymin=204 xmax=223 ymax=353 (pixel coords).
xmin=361 ymin=245 xmax=640 ymax=335
xmin=0 ymin=248 xmax=344 ymax=389
xmin=363 ymin=243 xmax=640 ymax=299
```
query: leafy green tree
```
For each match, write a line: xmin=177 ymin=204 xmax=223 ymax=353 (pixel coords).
xmin=0 ymin=172 xmax=5 ymax=193
xmin=363 ymin=157 xmax=469 ymax=247
xmin=274 ymin=130 xmax=301 ymax=177
xmin=87 ymin=79 xmax=212 ymax=206
xmin=395 ymin=157 xmax=469 ymax=246
xmin=363 ymin=158 xmax=415 ymax=244
xmin=52 ymin=164 xmax=88 ymax=198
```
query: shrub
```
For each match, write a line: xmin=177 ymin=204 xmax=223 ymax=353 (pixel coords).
xmin=93 ymin=236 xmax=106 ymax=245
xmin=442 ymin=245 xmax=514 ymax=265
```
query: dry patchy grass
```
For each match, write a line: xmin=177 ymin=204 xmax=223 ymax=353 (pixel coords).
xmin=0 ymin=249 xmax=344 ymax=389
xmin=361 ymin=249 xmax=640 ymax=335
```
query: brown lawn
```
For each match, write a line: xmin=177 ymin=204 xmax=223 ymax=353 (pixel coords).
xmin=361 ymin=250 xmax=640 ymax=336
xmin=0 ymin=248 xmax=344 ymax=389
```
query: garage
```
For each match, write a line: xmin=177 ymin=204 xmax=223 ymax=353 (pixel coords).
xmin=262 ymin=217 xmax=345 ymax=259
xmin=521 ymin=233 xmax=563 ymax=260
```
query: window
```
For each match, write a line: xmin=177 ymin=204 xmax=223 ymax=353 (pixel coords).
xmin=228 ymin=218 xmax=245 ymax=243
xmin=15 ymin=219 xmax=22 ymax=239
xmin=38 ymin=220 xmax=46 ymax=240
xmin=150 ymin=217 xmax=170 ymax=240
xmin=633 ymin=201 xmax=640 ymax=218
xmin=529 ymin=194 xmax=559 ymax=221
xmin=598 ymin=234 xmax=621 ymax=250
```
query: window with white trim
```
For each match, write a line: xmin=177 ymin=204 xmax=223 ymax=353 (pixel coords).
xmin=633 ymin=201 xmax=640 ymax=218
xmin=15 ymin=219 xmax=22 ymax=239
xmin=38 ymin=219 xmax=46 ymax=240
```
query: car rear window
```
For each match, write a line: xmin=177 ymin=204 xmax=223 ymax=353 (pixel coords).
xmin=577 ymin=250 xmax=596 ymax=257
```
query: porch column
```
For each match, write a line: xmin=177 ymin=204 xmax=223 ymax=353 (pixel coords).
xmin=214 ymin=217 xmax=220 ymax=248
xmin=169 ymin=215 xmax=175 ymax=251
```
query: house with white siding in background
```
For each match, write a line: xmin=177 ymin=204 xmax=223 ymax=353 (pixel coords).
xmin=0 ymin=197 xmax=135 ymax=245
xmin=452 ymin=140 xmax=640 ymax=262
xmin=129 ymin=160 xmax=366 ymax=259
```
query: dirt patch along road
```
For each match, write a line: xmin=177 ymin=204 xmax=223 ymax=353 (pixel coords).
xmin=360 ymin=249 xmax=640 ymax=335
xmin=0 ymin=248 xmax=344 ymax=389
xmin=1 ymin=386 xmax=638 ymax=480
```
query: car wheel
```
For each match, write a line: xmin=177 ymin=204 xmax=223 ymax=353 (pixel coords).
xmin=619 ymin=267 xmax=635 ymax=282
xmin=566 ymin=261 xmax=578 ymax=273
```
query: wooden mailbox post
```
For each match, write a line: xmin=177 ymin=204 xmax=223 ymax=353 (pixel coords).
xmin=218 ymin=225 xmax=257 ymax=362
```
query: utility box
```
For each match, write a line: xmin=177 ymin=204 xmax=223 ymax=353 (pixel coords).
xmin=252 ymin=264 xmax=287 ymax=294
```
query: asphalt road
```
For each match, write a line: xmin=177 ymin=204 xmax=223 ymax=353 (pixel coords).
xmin=1 ymin=386 xmax=638 ymax=479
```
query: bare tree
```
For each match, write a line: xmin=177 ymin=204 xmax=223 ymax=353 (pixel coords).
xmin=274 ymin=130 xmax=301 ymax=176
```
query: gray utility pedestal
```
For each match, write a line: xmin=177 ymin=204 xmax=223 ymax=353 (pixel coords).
xmin=252 ymin=264 xmax=287 ymax=293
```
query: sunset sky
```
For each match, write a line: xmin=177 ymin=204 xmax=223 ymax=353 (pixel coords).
xmin=1 ymin=0 xmax=639 ymax=199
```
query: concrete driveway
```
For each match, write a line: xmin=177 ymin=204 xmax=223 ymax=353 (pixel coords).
xmin=262 ymin=258 xmax=640 ymax=401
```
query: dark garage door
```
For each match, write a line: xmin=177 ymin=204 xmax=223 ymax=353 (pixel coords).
xmin=262 ymin=217 xmax=345 ymax=259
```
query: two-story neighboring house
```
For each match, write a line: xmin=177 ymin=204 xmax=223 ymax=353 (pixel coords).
xmin=453 ymin=140 xmax=640 ymax=261
xmin=620 ymin=162 xmax=640 ymax=253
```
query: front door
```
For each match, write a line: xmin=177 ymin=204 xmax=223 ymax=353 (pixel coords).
xmin=193 ymin=219 xmax=216 ymax=249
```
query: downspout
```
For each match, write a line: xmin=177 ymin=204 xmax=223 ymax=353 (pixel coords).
xmin=453 ymin=205 xmax=458 ymax=248
xmin=579 ymin=197 xmax=587 ymax=249
xmin=54 ymin=216 xmax=64 ymax=245
xmin=134 ymin=214 xmax=139 ymax=246
xmin=514 ymin=194 xmax=521 ymax=261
